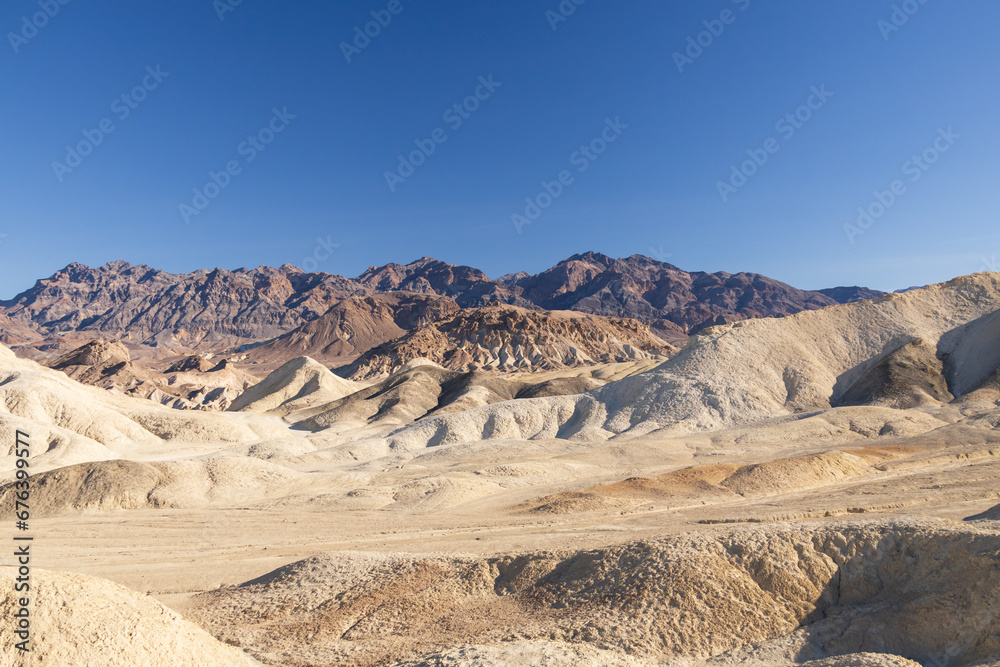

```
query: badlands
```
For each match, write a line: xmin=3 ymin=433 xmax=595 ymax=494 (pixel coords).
xmin=2 ymin=270 xmax=1000 ymax=666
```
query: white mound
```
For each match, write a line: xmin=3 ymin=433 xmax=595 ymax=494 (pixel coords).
xmin=0 ymin=344 xmax=161 ymax=451
xmin=0 ymin=567 xmax=259 ymax=666
xmin=384 ymin=274 xmax=1000 ymax=449
xmin=0 ymin=456 xmax=301 ymax=517
xmin=229 ymin=356 xmax=361 ymax=413
xmin=0 ymin=343 xmax=291 ymax=473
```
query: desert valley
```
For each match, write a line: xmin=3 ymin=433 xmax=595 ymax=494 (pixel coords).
xmin=0 ymin=253 xmax=998 ymax=666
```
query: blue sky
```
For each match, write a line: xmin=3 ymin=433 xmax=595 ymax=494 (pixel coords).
xmin=1 ymin=0 xmax=998 ymax=299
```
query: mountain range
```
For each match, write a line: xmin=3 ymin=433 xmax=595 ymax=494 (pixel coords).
xmin=0 ymin=252 xmax=884 ymax=353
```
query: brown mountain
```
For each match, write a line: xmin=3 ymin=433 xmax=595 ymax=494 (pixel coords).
xmin=0 ymin=312 xmax=38 ymax=345
xmin=507 ymin=252 xmax=870 ymax=335
xmin=353 ymin=253 xmax=887 ymax=338
xmin=355 ymin=256 xmax=533 ymax=308
xmin=337 ymin=303 xmax=676 ymax=380
xmin=244 ymin=292 xmax=461 ymax=371
xmin=0 ymin=261 xmax=365 ymax=350
xmin=0 ymin=255 xmax=885 ymax=363
xmin=816 ymin=286 xmax=888 ymax=303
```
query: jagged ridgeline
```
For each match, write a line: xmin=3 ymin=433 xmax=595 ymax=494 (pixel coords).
xmin=0 ymin=253 xmax=883 ymax=350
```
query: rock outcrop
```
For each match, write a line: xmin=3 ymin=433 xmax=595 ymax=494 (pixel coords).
xmin=338 ymin=303 xmax=675 ymax=380
xmin=245 ymin=292 xmax=461 ymax=370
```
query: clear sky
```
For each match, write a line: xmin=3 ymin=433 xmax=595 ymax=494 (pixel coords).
xmin=2 ymin=0 xmax=998 ymax=299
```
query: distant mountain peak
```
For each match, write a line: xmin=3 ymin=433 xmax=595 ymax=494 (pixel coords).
xmin=99 ymin=259 xmax=139 ymax=271
xmin=564 ymin=251 xmax=615 ymax=265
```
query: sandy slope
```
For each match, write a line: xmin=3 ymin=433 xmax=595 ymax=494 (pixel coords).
xmin=0 ymin=457 xmax=302 ymax=517
xmin=0 ymin=567 xmax=260 ymax=666
xmin=228 ymin=356 xmax=363 ymax=413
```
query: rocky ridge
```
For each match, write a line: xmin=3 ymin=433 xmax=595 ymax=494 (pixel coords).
xmin=0 ymin=255 xmax=886 ymax=354
xmin=338 ymin=303 xmax=675 ymax=380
